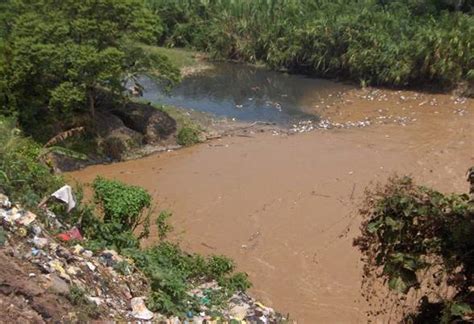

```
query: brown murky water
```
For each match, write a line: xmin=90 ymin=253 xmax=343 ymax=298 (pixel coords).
xmin=69 ymin=89 xmax=473 ymax=323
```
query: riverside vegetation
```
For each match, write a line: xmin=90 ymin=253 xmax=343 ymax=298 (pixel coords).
xmin=0 ymin=0 xmax=473 ymax=322
xmin=354 ymin=176 xmax=474 ymax=322
xmin=147 ymin=0 xmax=473 ymax=90
xmin=0 ymin=117 xmax=252 ymax=318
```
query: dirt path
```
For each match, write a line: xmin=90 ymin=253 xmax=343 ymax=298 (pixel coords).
xmin=69 ymin=90 xmax=473 ymax=323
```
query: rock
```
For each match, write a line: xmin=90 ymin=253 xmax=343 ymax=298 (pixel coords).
xmin=130 ymin=297 xmax=154 ymax=320
xmin=96 ymin=112 xmax=144 ymax=161
xmin=46 ymin=152 xmax=89 ymax=172
xmin=111 ymin=102 xmax=176 ymax=144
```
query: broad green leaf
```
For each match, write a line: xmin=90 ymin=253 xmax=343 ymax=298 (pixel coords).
xmin=388 ymin=276 xmax=408 ymax=293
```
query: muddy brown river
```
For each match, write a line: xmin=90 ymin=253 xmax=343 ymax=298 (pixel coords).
xmin=69 ymin=86 xmax=473 ymax=323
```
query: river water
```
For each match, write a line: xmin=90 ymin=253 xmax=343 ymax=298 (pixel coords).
xmin=72 ymin=69 xmax=474 ymax=323
xmin=139 ymin=62 xmax=353 ymax=125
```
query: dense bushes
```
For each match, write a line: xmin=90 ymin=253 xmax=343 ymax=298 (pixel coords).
xmin=354 ymin=176 xmax=473 ymax=322
xmin=0 ymin=117 xmax=62 ymax=206
xmin=176 ymin=126 xmax=201 ymax=146
xmin=0 ymin=0 xmax=179 ymax=141
xmin=129 ymin=243 xmax=251 ymax=315
xmin=147 ymin=0 xmax=473 ymax=89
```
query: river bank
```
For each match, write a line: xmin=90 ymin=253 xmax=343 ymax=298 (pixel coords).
xmin=69 ymin=86 xmax=473 ymax=322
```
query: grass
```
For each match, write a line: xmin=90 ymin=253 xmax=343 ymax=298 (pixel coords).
xmin=157 ymin=104 xmax=203 ymax=146
xmin=140 ymin=44 xmax=200 ymax=70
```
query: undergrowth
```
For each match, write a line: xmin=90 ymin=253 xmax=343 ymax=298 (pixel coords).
xmin=147 ymin=0 xmax=473 ymax=90
xmin=354 ymin=175 xmax=473 ymax=322
xmin=176 ymin=126 xmax=201 ymax=146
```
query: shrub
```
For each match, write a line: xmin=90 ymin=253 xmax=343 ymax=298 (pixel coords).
xmin=354 ymin=175 xmax=473 ymax=322
xmin=0 ymin=117 xmax=62 ymax=206
xmin=125 ymin=241 xmax=252 ymax=316
xmin=156 ymin=210 xmax=173 ymax=240
xmin=74 ymin=177 xmax=154 ymax=251
xmin=176 ymin=126 xmax=200 ymax=146
xmin=93 ymin=177 xmax=151 ymax=230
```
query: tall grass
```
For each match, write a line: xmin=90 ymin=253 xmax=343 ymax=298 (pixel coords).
xmin=146 ymin=0 xmax=473 ymax=89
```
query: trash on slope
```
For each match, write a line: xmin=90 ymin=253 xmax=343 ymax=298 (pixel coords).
xmin=51 ymin=185 xmax=76 ymax=212
xmin=0 ymin=192 xmax=288 ymax=322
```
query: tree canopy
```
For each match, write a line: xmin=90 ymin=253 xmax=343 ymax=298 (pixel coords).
xmin=0 ymin=0 xmax=179 ymax=140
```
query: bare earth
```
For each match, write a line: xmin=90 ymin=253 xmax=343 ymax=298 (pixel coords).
xmin=69 ymin=89 xmax=473 ymax=323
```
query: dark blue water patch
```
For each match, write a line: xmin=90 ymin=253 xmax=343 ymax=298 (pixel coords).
xmin=138 ymin=62 xmax=352 ymax=126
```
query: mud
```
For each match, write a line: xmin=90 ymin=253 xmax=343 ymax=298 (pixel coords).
xmin=0 ymin=250 xmax=74 ymax=323
xmin=69 ymin=89 xmax=473 ymax=323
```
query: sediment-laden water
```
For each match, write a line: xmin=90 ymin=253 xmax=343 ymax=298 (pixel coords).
xmin=72 ymin=74 xmax=474 ymax=323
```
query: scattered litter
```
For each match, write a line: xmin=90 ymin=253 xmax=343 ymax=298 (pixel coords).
xmin=57 ymin=227 xmax=83 ymax=241
xmin=86 ymin=261 xmax=96 ymax=271
xmin=88 ymin=296 xmax=104 ymax=306
xmin=0 ymin=194 xmax=11 ymax=209
xmin=31 ymin=248 xmax=40 ymax=256
xmin=51 ymin=185 xmax=76 ymax=212
xmin=17 ymin=211 xmax=36 ymax=226
xmin=130 ymin=297 xmax=154 ymax=320
xmin=33 ymin=236 xmax=48 ymax=249
xmin=0 ymin=193 xmax=287 ymax=323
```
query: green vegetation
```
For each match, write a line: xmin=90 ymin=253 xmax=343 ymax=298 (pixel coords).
xmin=0 ymin=118 xmax=62 ymax=206
xmin=155 ymin=210 xmax=173 ymax=241
xmin=130 ymin=243 xmax=251 ymax=315
xmin=0 ymin=118 xmax=251 ymax=318
xmin=141 ymin=45 xmax=199 ymax=69
xmin=93 ymin=177 xmax=151 ymax=232
xmin=177 ymin=126 xmax=201 ymax=146
xmin=0 ymin=0 xmax=179 ymax=141
xmin=354 ymin=176 xmax=473 ymax=322
xmin=147 ymin=0 xmax=473 ymax=89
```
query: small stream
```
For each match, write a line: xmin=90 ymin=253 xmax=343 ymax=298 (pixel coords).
xmin=139 ymin=62 xmax=354 ymax=126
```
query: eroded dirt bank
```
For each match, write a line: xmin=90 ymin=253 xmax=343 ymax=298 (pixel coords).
xmin=69 ymin=90 xmax=473 ymax=323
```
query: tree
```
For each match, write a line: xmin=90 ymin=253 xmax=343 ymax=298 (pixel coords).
xmin=0 ymin=0 xmax=179 ymax=140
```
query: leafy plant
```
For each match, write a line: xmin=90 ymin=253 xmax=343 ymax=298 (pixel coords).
xmin=156 ymin=210 xmax=173 ymax=241
xmin=0 ymin=117 xmax=62 ymax=206
xmin=177 ymin=126 xmax=201 ymax=146
xmin=93 ymin=177 xmax=151 ymax=231
xmin=354 ymin=175 xmax=474 ymax=322
xmin=124 ymin=241 xmax=251 ymax=316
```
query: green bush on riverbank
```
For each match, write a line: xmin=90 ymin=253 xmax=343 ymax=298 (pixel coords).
xmin=147 ymin=0 xmax=473 ymax=89
xmin=354 ymin=176 xmax=474 ymax=322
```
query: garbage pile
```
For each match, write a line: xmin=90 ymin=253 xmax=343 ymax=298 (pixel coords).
xmin=183 ymin=281 xmax=286 ymax=323
xmin=0 ymin=190 xmax=287 ymax=323
xmin=0 ymin=192 xmax=150 ymax=321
